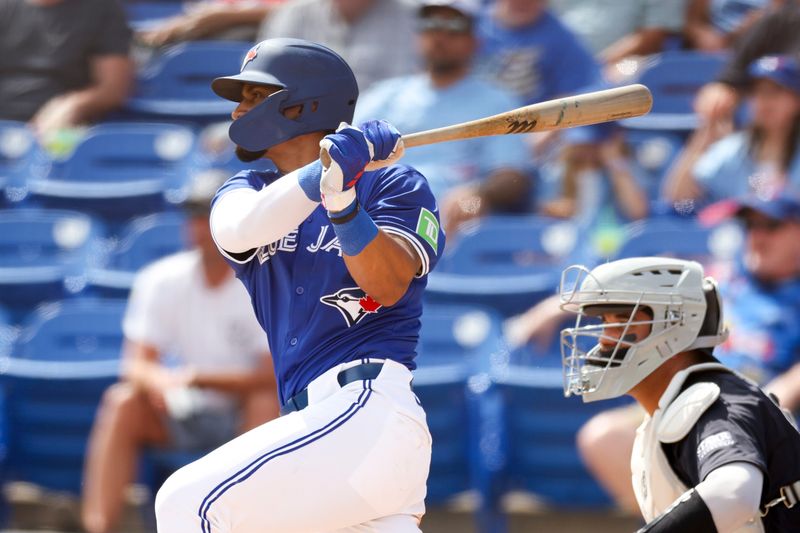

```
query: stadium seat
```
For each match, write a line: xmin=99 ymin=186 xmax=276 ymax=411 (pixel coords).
xmin=0 ymin=209 xmax=106 ymax=318
xmin=492 ymin=365 xmax=632 ymax=508
xmin=0 ymin=299 xmax=124 ymax=493
xmin=425 ymin=216 xmax=577 ymax=317
xmin=23 ymin=122 xmax=195 ymax=222
xmin=126 ymin=41 xmax=251 ymax=122
xmin=613 ymin=215 xmax=743 ymax=265
xmin=415 ymin=303 xmax=509 ymax=532
xmin=0 ymin=120 xmax=45 ymax=206
xmin=86 ymin=211 xmax=186 ymax=297
xmin=622 ymin=51 xmax=727 ymax=131
xmin=625 ymin=129 xmax=686 ymax=201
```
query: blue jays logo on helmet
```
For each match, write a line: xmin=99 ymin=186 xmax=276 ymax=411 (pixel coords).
xmin=241 ymin=43 xmax=260 ymax=71
xmin=320 ymin=287 xmax=382 ymax=327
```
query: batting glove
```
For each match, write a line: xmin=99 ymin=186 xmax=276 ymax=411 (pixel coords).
xmin=361 ymin=119 xmax=405 ymax=171
xmin=319 ymin=121 xmax=405 ymax=212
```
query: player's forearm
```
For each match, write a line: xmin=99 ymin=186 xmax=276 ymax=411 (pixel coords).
xmin=764 ymin=363 xmax=800 ymax=412
xmin=601 ymin=29 xmax=668 ymax=64
xmin=211 ymin=163 xmax=320 ymax=253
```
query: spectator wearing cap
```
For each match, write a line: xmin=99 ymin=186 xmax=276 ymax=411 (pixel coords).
xmin=257 ymin=0 xmax=417 ymax=91
xmin=81 ymin=170 xmax=278 ymax=533
xmin=354 ymin=0 xmax=533 ymax=236
xmin=573 ymin=189 xmax=800 ymax=513
xmin=664 ymin=54 xmax=800 ymax=214
xmin=0 ymin=0 xmax=133 ymax=137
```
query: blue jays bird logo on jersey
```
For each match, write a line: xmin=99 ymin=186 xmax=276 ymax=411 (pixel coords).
xmin=320 ymin=287 xmax=382 ymax=327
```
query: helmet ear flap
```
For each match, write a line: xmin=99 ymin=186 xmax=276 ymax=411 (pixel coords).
xmin=699 ymin=278 xmax=723 ymax=338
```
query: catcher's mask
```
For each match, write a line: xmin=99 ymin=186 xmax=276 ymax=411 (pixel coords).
xmin=559 ymin=257 xmax=728 ymax=402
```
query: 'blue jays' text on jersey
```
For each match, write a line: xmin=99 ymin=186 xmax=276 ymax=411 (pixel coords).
xmin=211 ymin=165 xmax=445 ymax=404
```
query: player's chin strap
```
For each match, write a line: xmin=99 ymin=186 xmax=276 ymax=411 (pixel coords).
xmin=760 ymin=480 xmax=800 ymax=517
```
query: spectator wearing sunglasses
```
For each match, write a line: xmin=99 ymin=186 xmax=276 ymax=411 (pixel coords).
xmin=354 ymin=0 xmax=533 ymax=236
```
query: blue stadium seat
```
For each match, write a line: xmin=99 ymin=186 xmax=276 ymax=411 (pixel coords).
xmin=0 ymin=209 xmax=106 ymax=318
xmin=426 ymin=216 xmax=577 ymax=317
xmin=0 ymin=121 xmax=44 ymax=206
xmin=415 ymin=303 xmax=508 ymax=532
xmin=613 ymin=215 xmax=743 ymax=265
xmin=622 ymin=51 xmax=727 ymax=131
xmin=625 ymin=130 xmax=686 ymax=201
xmin=126 ymin=41 xmax=251 ymax=121
xmin=0 ymin=299 xmax=124 ymax=493
xmin=24 ymin=123 xmax=195 ymax=221
xmin=86 ymin=212 xmax=186 ymax=297
xmin=492 ymin=366 xmax=632 ymax=508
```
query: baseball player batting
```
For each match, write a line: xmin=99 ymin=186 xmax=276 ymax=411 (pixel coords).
xmin=154 ymin=38 xmax=444 ymax=532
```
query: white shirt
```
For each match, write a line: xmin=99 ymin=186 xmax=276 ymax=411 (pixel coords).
xmin=123 ymin=250 xmax=268 ymax=410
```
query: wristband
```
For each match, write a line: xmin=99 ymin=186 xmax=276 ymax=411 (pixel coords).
xmin=329 ymin=200 xmax=378 ymax=256
xmin=297 ymin=159 xmax=323 ymax=202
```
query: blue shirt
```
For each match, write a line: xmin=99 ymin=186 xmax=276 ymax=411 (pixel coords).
xmin=475 ymin=9 xmax=600 ymax=105
xmin=710 ymin=0 xmax=767 ymax=34
xmin=354 ymin=73 xmax=532 ymax=199
xmin=211 ymin=165 xmax=445 ymax=403
xmin=714 ymin=269 xmax=800 ymax=385
xmin=693 ymin=131 xmax=800 ymax=204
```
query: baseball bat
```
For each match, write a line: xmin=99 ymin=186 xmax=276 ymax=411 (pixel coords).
xmin=401 ymin=83 xmax=652 ymax=147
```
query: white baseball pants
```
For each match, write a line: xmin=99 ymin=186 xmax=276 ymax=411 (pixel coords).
xmin=155 ymin=359 xmax=431 ymax=533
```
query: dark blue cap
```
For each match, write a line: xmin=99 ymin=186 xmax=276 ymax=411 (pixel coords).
xmin=700 ymin=189 xmax=800 ymax=225
xmin=747 ymin=55 xmax=800 ymax=95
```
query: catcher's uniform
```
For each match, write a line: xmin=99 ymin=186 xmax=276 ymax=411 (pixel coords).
xmin=156 ymin=164 xmax=444 ymax=533
xmin=632 ymin=362 xmax=800 ymax=532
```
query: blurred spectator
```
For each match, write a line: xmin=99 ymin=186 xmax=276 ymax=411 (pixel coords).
xmin=538 ymin=130 xmax=649 ymax=225
xmin=354 ymin=0 xmax=531 ymax=236
xmin=137 ymin=0 xmax=277 ymax=48
xmin=576 ymin=190 xmax=800 ymax=512
xmin=0 ymin=0 xmax=133 ymax=136
xmin=684 ymin=0 xmax=771 ymax=53
xmin=664 ymin=55 xmax=800 ymax=212
xmin=258 ymin=0 xmax=418 ymax=91
xmin=550 ymin=0 xmax=687 ymax=72
xmin=81 ymin=170 xmax=278 ymax=533
xmin=474 ymin=0 xmax=600 ymax=106
xmin=695 ymin=1 xmax=800 ymax=124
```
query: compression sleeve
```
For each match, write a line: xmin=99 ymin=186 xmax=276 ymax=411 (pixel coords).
xmin=210 ymin=165 xmax=320 ymax=253
xmin=695 ymin=462 xmax=763 ymax=532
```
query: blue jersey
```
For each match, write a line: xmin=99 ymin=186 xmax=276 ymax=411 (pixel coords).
xmin=211 ymin=165 xmax=445 ymax=404
xmin=714 ymin=270 xmax=800 ymax=385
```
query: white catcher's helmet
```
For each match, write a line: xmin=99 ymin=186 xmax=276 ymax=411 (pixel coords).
xmin=559 ymin=257 xmax=729 ymax=402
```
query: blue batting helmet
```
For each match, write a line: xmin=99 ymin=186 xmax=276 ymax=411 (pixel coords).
xmin=211 ymin=38 xmax=359 ymax=152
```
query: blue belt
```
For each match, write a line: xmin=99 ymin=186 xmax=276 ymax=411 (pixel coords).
xmin=280 ymin=362 xmax=385 ymax=416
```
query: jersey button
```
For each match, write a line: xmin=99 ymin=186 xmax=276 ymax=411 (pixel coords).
xmin=290 ymin=337 xmax=298 ymax=346
xmin=296 ymin=286 xmax=304 ymax=295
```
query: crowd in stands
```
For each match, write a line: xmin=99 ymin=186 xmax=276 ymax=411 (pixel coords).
xmin=3 ymin=0 xmax=800 ymax=530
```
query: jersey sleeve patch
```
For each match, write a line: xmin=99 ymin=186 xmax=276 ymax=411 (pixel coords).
xmin=696 ymin=431 xmax=736 ymax=462
xmin=415 ymin=207 xmax=440 ymax=254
